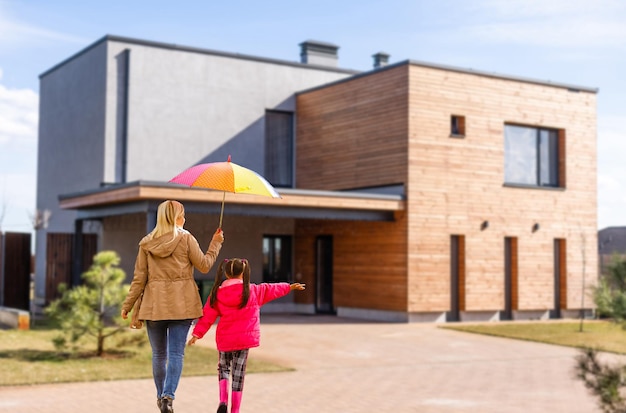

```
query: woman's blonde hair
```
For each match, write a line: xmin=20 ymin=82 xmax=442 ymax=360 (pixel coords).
xmin=148 ymin=200 xmax=184 ymax=239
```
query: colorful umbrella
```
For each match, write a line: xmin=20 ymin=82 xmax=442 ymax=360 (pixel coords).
xmin=169 ymin=156 xmax=281 ymax=228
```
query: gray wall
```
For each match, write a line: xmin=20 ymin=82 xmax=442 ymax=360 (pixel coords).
xmin=35 ymin=41 xmax=108 ymax=303
xmin=103 ymin=40 xmax=353 ymax=183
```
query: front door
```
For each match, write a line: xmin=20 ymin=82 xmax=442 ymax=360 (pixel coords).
xmin=315 ymin=235 xmax=334 ymax=314
xmin=447 ymin=235 xmax=465 ymax=322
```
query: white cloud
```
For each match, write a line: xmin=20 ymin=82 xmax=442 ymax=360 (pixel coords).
xmin=0 ymin=69 xmax=38 ymax=232
xmin=458 ymin=0 xmax=626 ymax=50
xmin=0 ymin=79 xmax=38 ymax=145
xmin=0 ymin=4 xmax=88 ymax=52
xmin=472 ymin=0 xmax=621 ymax=19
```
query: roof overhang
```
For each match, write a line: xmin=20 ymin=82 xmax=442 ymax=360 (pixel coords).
xmin=59 ymin=181 xmax=405 ymax=222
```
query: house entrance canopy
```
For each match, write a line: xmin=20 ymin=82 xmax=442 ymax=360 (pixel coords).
xmin=58 ymin=181 xmax=405 ymax=222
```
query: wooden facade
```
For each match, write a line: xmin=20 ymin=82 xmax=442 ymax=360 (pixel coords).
xmin=45 ymin=233 xmax=97 ymax=304
xmin=296 ymin=61 xmax=597 ymax=320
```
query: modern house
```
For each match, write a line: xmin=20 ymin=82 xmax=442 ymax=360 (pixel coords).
xmin=35 ymin=35 xmax=598 ymax=322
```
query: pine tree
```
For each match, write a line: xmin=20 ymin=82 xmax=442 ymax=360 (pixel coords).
xmin=575 ymin=256 xmax=626 ymax=412
xmin=593 ymin=255 xmax=626 ymax=322
xmin=45 ymin=251 xmax=129 ymax=356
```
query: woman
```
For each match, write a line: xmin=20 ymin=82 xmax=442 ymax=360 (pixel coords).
xmin=121 ymin=200 xmax=224 ymax=413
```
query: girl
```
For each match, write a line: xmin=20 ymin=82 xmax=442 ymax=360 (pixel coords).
xmin=188 ymin=258 xmax=305 ymax=413
xmin=121 ymin=200 xmax=224 ymax=413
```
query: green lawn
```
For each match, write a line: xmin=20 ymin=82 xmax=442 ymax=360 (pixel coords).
xmin=441 ymin=319 xmax=626 ymax=354
xmin=0 ymin=325 xmax=290 ymax=386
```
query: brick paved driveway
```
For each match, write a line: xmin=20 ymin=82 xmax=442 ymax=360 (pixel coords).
xmin=0 ymin=315 xmax=602 ymax=412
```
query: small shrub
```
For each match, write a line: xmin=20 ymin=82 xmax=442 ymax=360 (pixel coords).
xmin=45 ymin=251 xmax=130 ymax=356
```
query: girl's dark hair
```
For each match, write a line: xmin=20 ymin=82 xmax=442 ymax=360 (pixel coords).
xmin=209 ymin=258 xmax=250 ymax=309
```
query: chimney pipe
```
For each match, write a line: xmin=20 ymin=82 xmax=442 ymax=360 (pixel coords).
xmin=372 ymin=52 xmax=390 ymax=69
xmin=300 ymin=40 xmax=339 ymax=67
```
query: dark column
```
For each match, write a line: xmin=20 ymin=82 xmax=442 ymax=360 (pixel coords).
xmin=146 ymin=205 xmax=157 ymax=234
xmin=72 ymin=219 xmax=84 ymax=287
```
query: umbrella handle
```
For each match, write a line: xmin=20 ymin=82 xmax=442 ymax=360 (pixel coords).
xmin=219 ymin=191 xmax=226 ymax=229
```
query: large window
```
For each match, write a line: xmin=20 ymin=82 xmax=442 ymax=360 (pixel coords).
xmin=262 ymin=235 xmax=292 ymax=283
xmin=504 ymin=124 xmax=561 ymax=188
xmin=265 ymin=110 xmax=294 ymax=188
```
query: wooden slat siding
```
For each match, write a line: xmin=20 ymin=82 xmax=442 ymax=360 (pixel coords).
xmin=46 ymin=233 xmax=73 ymax=303
xmin=407 ymin=63 xmax=597 ymax=313
xmin=82 ymin=234 xmax=98 ymax=273
xmin=558 ymin=239 xmax=567 ymax=309
xmin=2 ymin=233 xmax=32 ymax=310
xmin=296 ymin=65 xmax=409 ymax=190
xmin=44 ymin=233 xmax=98 ymax=305
xmin=82 ymin=235 xmax=94 ymax=272
xmin=295 ymin=214 xmax=408 ymax=312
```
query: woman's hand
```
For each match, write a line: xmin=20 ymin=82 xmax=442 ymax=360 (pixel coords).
xmin=290 ymin=283 xmax=306 ymax=291
xmin=121 ymin=309 xmax=128 ymax=319
xmin=187 ymin=336 xmax=199 ymax=346
xmin=212 ymin=228 xmax=224 ymax=243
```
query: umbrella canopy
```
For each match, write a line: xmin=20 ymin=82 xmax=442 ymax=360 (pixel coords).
xmin=169 ymin=156 xmax=281 ymax=227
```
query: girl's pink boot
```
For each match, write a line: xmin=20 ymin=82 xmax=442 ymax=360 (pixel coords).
xmin=217 ymin=379 xmax=228 ymax=413
xmin=231 ymin=391 xmax=243 ymax=413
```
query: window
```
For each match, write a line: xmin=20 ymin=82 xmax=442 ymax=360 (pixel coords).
xmin=450 ymin=115 xmax=465 ymax=137
xmin=504 ymin=124 xmax=562 ymax=188
xmin=262 ymin=235 xmax=292 ymax=283
xmin=265 ymin=110 xmax=294 ymax=187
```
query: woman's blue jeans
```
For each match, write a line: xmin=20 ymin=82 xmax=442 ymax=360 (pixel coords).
xmin=146 ymin=319 xmax=192 ymax=400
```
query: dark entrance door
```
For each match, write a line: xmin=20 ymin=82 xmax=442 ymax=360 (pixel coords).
xmin=503 ymin=236 xmax=519 ymax=321
xmin=447 ymin=235 xmax=464 ymax=322
xmin=315 ymin=235 xmax=334 ymax=314
xmin=552 ymin=239 xmax=566 ymax=319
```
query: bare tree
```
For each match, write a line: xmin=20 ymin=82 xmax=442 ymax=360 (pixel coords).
xmin=29 ymin=209 xmax=51 ymax=230
xmin=0 ymin=186 xmax=7 ymax=233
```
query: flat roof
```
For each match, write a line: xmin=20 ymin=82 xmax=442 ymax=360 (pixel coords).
xmin=298 ymin=59 xmax=598 ymax=95
xmin=41 ymin=34 xmax=598 ymax=94
xmin=40 ymin=34 xmax=360 ymax=79
xmin=59 ymin=181 xmax=405 ymax=222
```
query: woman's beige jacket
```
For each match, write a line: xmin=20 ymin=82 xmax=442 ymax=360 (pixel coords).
xmin=122 ymin=228 xmax=222 ymax=322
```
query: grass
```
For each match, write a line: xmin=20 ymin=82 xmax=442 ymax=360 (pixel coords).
xmin=441 ymin=319 xmax=626 ymax=354
xmin=0 ymin=323 xmax=291 ymax=386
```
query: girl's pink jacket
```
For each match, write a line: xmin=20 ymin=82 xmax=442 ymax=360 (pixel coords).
xmin=192 ymin=281 xmax=291 ymax=352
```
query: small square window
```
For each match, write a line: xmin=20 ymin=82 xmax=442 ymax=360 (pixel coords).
xmin=450 ymin=115 xmax=465 ymax=137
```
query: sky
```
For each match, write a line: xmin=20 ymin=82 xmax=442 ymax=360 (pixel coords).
xmin=0 ymin=0 xmax=624 ymax=233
